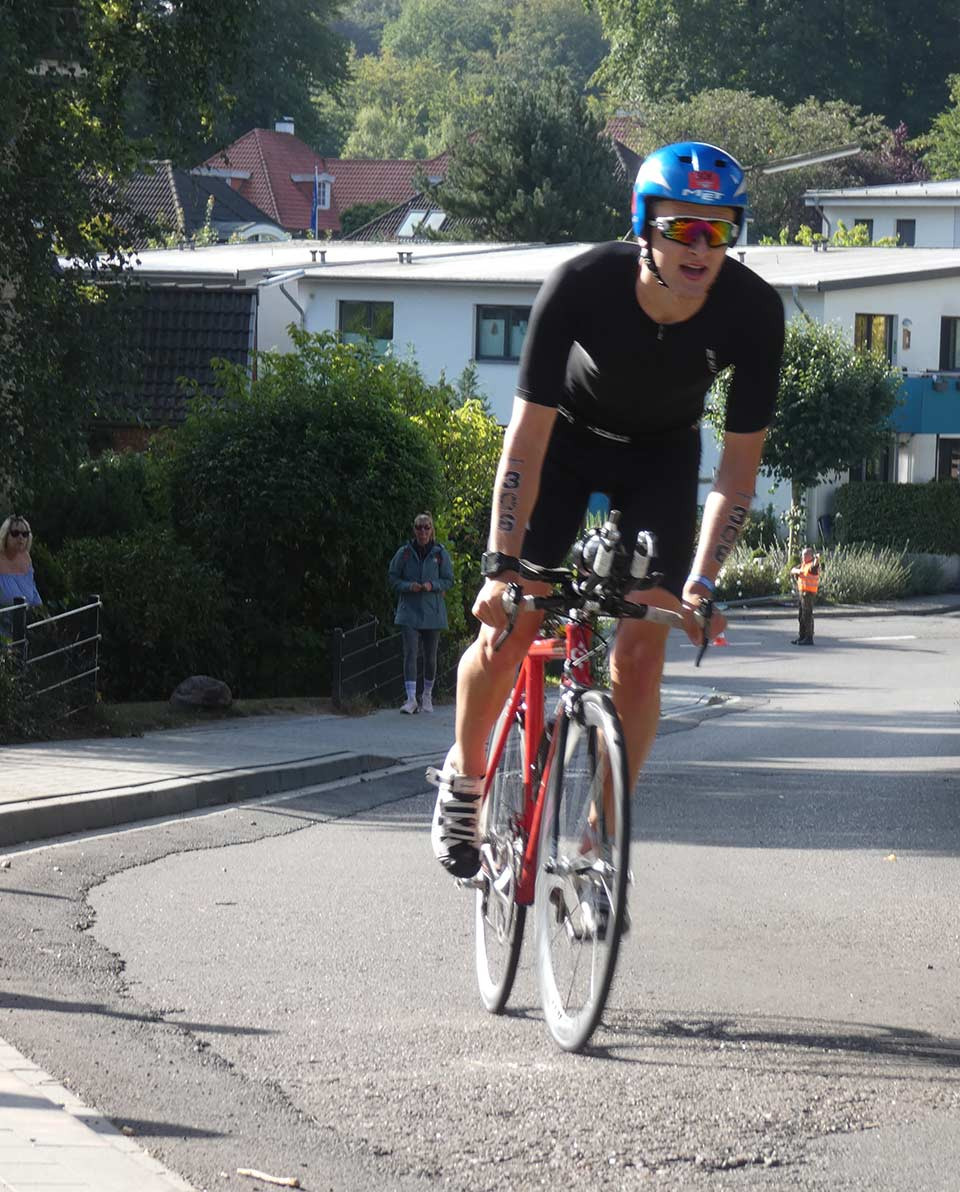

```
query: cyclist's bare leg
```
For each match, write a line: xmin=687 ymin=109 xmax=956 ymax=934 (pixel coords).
xmin=450 ymin=612 xmax=544 ymax=778
xmin=609 ymin=587 xmax=677 ymax=791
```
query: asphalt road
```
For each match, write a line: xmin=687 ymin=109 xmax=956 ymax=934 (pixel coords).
xmin=1 ymin=609 xmax=959 ymax=1192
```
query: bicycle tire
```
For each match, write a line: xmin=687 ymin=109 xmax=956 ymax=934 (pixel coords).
xmin=534 ymin=689 xmax=630 ymax=1052
xmin=475 ymin=702 xmax=528 ymax=1013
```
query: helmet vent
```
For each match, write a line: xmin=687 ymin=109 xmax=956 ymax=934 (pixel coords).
xmin=678 ymin=155 xmax=692 ymax=163
xmin=715 ymin=159 xmax=728 ymax=168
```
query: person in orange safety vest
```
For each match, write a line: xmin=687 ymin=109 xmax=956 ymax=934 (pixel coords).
xmin=790 ymin=546 xmax=820 ymax=645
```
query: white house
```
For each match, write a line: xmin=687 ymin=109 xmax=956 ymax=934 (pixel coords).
xmin=123 ymin=239 xmax=960 ymax=533
xmin=803 ymin=180 xmax=960 ymax=248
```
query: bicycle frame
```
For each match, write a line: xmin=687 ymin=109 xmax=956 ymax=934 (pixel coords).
xmin=482 ymin=618 xmax=594 ymax=906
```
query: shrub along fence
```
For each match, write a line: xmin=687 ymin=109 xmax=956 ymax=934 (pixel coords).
xmin=2 ymin=596 xmax=102 ymax=716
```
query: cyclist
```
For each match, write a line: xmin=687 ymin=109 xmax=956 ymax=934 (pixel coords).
xmin=430 ymin=141 xmax=785 ymax=879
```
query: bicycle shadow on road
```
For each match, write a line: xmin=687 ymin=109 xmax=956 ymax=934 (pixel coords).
xmin=594 ymin=1010 xmax=960 ymax=1077
xmin=0 ymin=991 xmax=277 ymax=1037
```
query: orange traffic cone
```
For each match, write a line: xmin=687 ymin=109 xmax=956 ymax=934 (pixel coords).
xmin=713 ymin=631 xmax=728 ymax=646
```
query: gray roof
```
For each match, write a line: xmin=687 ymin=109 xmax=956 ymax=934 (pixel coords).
xmin=117 ymin=240 xmax=960 ymax=293
xmin=804 ymin=179 xmax=960 ymax=204
xmin=732 ymin=244 xmax=960 ymax=290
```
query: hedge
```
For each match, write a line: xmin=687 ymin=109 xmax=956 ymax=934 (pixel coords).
xmin=834 ymin=481 xmax=960 ymax=554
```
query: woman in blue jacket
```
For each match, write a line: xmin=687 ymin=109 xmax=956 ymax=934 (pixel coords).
xmin=388 ymin=513 xmax=454 ymax=714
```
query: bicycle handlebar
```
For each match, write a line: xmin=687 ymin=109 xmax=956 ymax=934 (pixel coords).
xmin=489 ymin=512 xmax=714 ymax=666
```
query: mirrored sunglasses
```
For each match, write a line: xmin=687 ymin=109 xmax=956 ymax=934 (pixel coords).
xmin=653 ymin=216 xmax=738 ymax=248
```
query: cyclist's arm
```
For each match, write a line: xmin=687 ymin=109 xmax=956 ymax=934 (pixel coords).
xmin=681 ymin=427 xmax=766 ymax=639
xmin=472 ymin=397 xmax=557 ymax=628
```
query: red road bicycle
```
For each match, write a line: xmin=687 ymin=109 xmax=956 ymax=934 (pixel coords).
xmin=474 ymin=513 xmax=710 ymax=1051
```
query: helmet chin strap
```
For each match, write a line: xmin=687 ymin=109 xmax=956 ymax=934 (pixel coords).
xmin=641 ymin=235 xmax=669 ymax=288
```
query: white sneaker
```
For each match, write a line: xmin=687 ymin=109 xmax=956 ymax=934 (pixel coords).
xmin=420 ymin=692 xmax=434 ymax=713
xmin=426 ymin=761 xmax=483 ymax=878
xmin=400 ymin=697 xmax=418 ymax=714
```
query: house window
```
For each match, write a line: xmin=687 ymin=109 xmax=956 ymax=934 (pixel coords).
xmin=937 ymin=437 xmax=960 ymax=481
xmin=854 ymin=218 xmax=874 ymax=241
xmin=852 ymin=440 xmax=893 ymax=482
xmin=476 ymin=306 xmax=531 ymax=361
xmin=854 ymin=313 xmax=895 ymax=363
xmin=317 ymin=181 xmax=330 ymax=210
xmin=339 ymin=300 xmax=394 ymax=353
xmin=896 ymin=218 xmax=916 ymax=247
xmin=940 ymin=316 xmax=960 ymax=371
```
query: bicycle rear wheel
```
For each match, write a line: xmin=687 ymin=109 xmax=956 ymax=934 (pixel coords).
xmin=535 ymin=690 xmax=630 ymax=1051
xmin=475 ymin=702 xmax=528 ymax=1013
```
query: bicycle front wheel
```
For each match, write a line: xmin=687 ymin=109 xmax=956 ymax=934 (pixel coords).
xmin=535 ymin=690 xmax=630 ymax=1052
xmin=475 ymin=703 xmax=528 ymax=1013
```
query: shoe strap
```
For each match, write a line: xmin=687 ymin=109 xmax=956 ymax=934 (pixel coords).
xmin=425 ymin=766 xmax=483 ymax=796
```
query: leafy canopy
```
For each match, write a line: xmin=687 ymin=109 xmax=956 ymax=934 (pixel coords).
xmin=915 ymin=75 xmax=960 ymax=180
xmin=330 ymin=0 xmax=607 ymax=158
xmin=438 ymin=71 xmax=626 ymax=242
xmin=587 ymin=0 xmax=960 ymax=134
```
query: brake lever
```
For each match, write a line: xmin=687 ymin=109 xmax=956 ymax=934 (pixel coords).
xmin=694 ymin=599 xmax=713 ymax=668
xmin=492 ymin=582 xmax=522 ymax=652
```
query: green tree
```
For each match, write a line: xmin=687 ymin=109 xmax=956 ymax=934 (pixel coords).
xmin=588 ymin=0 xmax=959 ymax=133
xmin=334 ymin=0 xmax=404 ymax=56
xmin=381 ymin=0 xmax=509 ymax=73
xmin=710 ymin=320 xmax=903 ymax=549
xmin=916 ymin=75 xmax=960 ymax=180
xmin=339 ymin=49 xmax=477 ymax=158
xmin=206 ymin=0 xmax=348 ymax=154
xmin=497 ymin=0 xmax=608 ymax=96
xmin=438 ymin=71 xmax=626 ymax=242
xmin=621 ymin=89 xmax=890 ymax=241
xmin=0 ymin=0 xmax=302 ymax=505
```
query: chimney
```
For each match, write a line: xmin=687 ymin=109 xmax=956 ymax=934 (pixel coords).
xmin=275 ymin=117 xmax=295 ymax=135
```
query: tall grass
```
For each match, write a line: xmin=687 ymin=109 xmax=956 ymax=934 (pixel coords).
xmin=821 ymin=544 xmax=909 ymax=603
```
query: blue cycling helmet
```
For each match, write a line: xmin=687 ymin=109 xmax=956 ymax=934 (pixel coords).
xmin=631 ymin=142 xmax=748 ymax=239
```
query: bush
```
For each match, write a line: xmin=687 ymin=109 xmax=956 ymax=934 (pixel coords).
xmin=834 ymin=480 xmax=960 ymax=554
xmin=820 ymin=543 xmax=910 ymax=603
xmin=31 ymin=450 xmax=167 ymax=551
xmin=57 ymin=531 xmax=232 ymax=702
xmin=716 ymin=542 xmax=789 ymax=601
xmin=158 ymin=332 xmax=444 ymax=696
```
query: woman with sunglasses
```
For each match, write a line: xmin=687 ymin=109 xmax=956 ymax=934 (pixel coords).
xmin=429 ymin=141 xmax=786 ymax=881
xmin=0 ymin=516 xmax=42 ymax=609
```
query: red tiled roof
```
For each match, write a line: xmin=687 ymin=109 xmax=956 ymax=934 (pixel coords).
xmin=202 ymin=128 xmax=449 ymax=234
xmin=604 ymin=115 xmax=645 ymax=153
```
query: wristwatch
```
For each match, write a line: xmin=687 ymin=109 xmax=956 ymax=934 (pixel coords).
xmin=480 ymin=550 xmax=521 ymax=579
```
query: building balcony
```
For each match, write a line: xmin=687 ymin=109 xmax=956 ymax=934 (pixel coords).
xmin=890 ymin=373 xmax=960 ymax=434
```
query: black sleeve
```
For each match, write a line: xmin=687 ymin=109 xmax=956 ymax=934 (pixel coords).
xmin=723 ymin=275 xmax=785 ymax=434
xmin=515 ymin=258 xmax=580 ymax=408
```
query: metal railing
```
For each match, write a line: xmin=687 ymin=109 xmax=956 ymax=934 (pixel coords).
xmin=2 ymin=595 xmax=102 ymax=715
xmin=328 ymin=616 xmax=404 ymax=707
